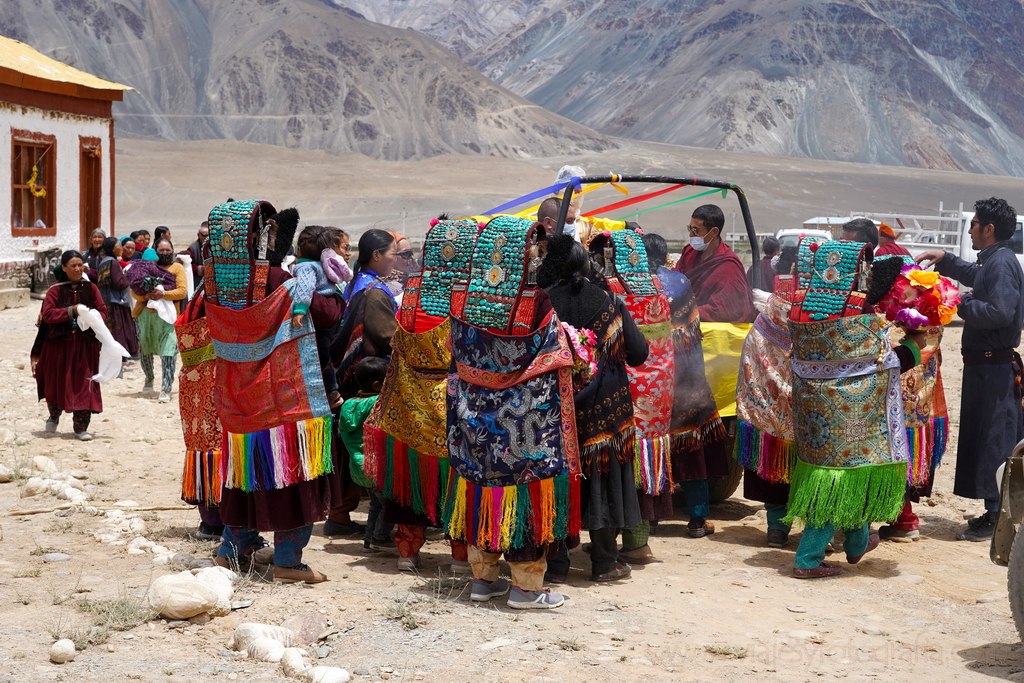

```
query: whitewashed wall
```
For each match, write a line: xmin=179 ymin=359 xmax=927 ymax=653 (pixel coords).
xmin=0 ymin=104 xmax=113 ymax=263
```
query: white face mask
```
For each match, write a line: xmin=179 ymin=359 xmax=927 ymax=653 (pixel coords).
xmin=563 ymin=221 xmax=578 ymax=238
xmin=771 ymin=254 xmax=781 ymax=270
xmin=689 ymin=236 xmax=708 ymax=251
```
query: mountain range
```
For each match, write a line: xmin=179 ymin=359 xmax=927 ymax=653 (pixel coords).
xmin=3 ymin=0 xmax=1023 ymax=176
xmin=337 ymin=0 xmax=1024 ymax=176
xmin=0 ymin=0 xmax=610 ymax=160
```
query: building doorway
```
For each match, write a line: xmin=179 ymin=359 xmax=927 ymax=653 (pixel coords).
xmin=79 ymin=137 xmax=102 ymax=249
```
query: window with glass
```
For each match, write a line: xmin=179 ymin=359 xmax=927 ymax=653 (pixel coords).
xmin=11 ymin=130 xmax=56 ymax=236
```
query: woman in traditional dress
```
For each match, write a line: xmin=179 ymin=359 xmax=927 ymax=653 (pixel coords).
xmin=382 ymin=232 xmax=418 ymax=303
xmin=539 ymin=234 xmax=648 ymax=583
xmin=325 ymin=229 xmax=400 ymax=537
xmin=201 ymin=200 xmax=341 ymax=582
xmin=364 ymin=217 xmax=478 ymax=572
xmin=131 ymin=238 xmax=186 ymax=402
xmin=608 ymin=231 xmax=728 ymax=564
xmin=95 ymin=237 xmax=139 ymax=361
xmin=444 ymin=216 xmax=579 ymax=609
xmin=734 ymin=243 xmax=804 ymax=548
xmin=786 ymin=240 xmax=925 ymax=577
xmin=32 ymin=250 xmax=106 ymax=441
xmin=83 ymin=228 xmax=106 ymax=278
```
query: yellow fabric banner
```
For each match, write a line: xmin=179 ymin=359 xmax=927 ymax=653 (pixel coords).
xmin=700 ymin=322 xmax=753 ymax=418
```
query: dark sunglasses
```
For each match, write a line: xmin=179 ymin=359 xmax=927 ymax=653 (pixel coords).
xmin=396 ymin=250 xmax=415 ymax=259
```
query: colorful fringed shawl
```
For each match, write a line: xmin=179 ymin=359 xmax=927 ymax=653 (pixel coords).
xmin=598 ymin=232 xmax=674 ymax=495
xmin=443 ymin=215 xmax=581 ymax=552
xmin=735 ymin=293 xmax=796 ymax=485
xmin=892 ymin=325 xmax=948 ymax=490
xmin=660 ymin=268 xmax=727 ymax=459
xmin=203 ymin=199 xmax=334 ymax=494
xmin=363 ymin=218 xmax=478 ymax=523
xmin=176 ymin=292 xmax=223 ymax=505
xmin=785 ymin=240 xmax=908 ymax=528
xmin=207 ymin=279 xmax=333 ymax=492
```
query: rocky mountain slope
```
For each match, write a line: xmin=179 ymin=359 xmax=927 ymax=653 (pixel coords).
xmin=337 ymin=0 xmax=1024 ymax=176
xmin=0 ymin=0 xmax=610 ymax=159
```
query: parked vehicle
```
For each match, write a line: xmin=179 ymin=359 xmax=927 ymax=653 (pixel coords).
xmin=775 ymin=228 xmax=832 ymax=250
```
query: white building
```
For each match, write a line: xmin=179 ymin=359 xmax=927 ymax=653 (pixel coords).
xmin=0 ymin=35 xmax=130 ymax=287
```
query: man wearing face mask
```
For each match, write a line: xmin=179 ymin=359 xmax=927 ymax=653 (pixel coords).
xmin=674 ymin=204 xmax=756 ymax=323
xmin=537 ymin=166 xmax=598 ymax=246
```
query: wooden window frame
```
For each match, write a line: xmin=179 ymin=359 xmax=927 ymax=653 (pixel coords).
xmin=79 ymin=136 xmax=102 ymax=249
xmin=11 ymin=128 xmax=57 ymax=237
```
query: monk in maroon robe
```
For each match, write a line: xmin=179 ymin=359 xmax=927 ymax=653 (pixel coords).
xmin=674 ymin=204 xmax=756 ymax=323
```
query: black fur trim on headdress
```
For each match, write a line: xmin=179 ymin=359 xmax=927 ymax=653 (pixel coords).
xmin=537 ymin=234 xmax=581 ymax=289
xmin=269 ymin=208 xmax=300 ymax=265
xmin=865 ymin=256 xmax=905 ymax=307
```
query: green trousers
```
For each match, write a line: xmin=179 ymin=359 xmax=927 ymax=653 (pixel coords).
xmin=794 ymin=522 xmax=869 ymax=570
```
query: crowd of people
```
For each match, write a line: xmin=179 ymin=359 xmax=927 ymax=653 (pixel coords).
xmin=30 ymin=182 xmax=1024 ymax=609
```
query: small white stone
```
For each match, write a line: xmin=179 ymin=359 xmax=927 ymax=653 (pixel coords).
xmin=280 ymin=648 xmax=309 ymax=677
xmin=247 ymin=637 xmax=285 ymax=662
xmin=32 ymin=455 xmax=57 ymax=474
xmin=0 ymin=463 xmax=13 ymax=483
xmin=231 ymin=623 xmax=296 ymax=652
xmin=478 ymin=638 xmax=514 ymax=651
xmin=21 ymin=477 xmax=47 ymax=497
xmin=148 ymin=572 xmax=219 ymax=619
xmin=306 ymin=666 xmax=351 ymax=683
xmin=49 ymin=639 xmax=76 ymax=664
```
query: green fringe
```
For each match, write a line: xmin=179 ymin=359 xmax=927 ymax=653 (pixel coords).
xmin=512 ymin=484 xmax=531 ymax=550
xmin=554 ymin=476 xmax=569 ymax=539
xmin=783 ymin=459 xmax=907 ymax=529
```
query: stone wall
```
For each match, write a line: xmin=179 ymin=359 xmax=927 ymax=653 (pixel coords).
xmin=0 ymin=260 xmax=32 ymax=288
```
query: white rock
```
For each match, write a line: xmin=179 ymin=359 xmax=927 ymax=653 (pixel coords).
xmin=64 ymin=477 xmax=86 ymax=491
xmin=68 ymin=470 xmax=88 ymax=480
xmin=193 ymin=566 xmax=235 ymax=617
xmin=232 ymin=623 xmax=296 ymax=652
xmin=22 ymin=477 xmax=47 ymax=497
xmin=127 ymin=548 xmax=147 ymax=555
xmin=128 ymin=537 xmax=154 ymax=552
xmin=0 ymin=463 xmax=13 ymax=482
xmin=49 ymin=639 xmax=76 ymax=664
xmin=306 ymin=666 xmax=351 ymax=683
xmin=32 ymin=455 xmax=57 ymax=474
xmin=248 ymin=637 xmax=286 ymax=662
xmin=153 ymin=555 xmax=171 ymax=566
xmin=280 ymin=648 xmax=309 ymax=677
xmin=147 ymin=571 xmax=220 ymax=619
xmin=127 ymin=518 xmax=146 ymax=533
xmin=150 ymin=545 xmax=170 ymax=556
xmin=0 ymin=428 xmax=15 ymax=445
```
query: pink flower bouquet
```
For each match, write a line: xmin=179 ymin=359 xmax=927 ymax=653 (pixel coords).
xmin=878 ymin=265 xmax=960 ymax=330
xmin=561 ymin=322 xmax=598 ymax=392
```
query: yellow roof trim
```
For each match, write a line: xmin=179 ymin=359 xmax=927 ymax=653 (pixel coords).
xmin=0 ymin=34 xmax=131 ymax=100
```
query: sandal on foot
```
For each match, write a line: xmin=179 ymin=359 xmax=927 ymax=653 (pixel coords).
xmin=792 ymin=562 xmax=842 ymax=579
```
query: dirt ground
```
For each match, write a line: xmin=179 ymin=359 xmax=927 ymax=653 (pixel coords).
xmin=1 ymin=303 xmax=1023 ymax=683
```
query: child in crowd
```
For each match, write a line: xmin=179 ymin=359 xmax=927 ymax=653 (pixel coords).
xmin=320 ymin=227 xmax=353 ymax=287
xmin=292 ymin=225 xmax=347 ymax=408
xmin=336 ymin=356 xmax=395 ymax=551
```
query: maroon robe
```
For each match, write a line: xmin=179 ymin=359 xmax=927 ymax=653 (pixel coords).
xmin=33 ymin=281 xmax=106 ymax=413
xmin=674 ymin=241 xmax=757 ymax=323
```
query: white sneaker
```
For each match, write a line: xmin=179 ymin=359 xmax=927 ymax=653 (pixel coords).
xmin=507 ymin=586 xmax=565 ymax=610
xmin=75 ymin=431 xmax=94 ymax=442
xmin=142 ymin=383 xmax=153 ymax=394
xmin=44 ymin=418 xmax=58 ymax=433
xmin=158 ymin=391 xmax=170 ymax=403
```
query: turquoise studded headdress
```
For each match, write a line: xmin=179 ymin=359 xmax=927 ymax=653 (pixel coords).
xmin=417 ymin=218 xmax=478 ymax=319
xmin=205 ymin=200 xmax=277 ymax=310
xmin=589 ymin=229 xmax=658 ymax=296
xmin=462 ymin=215 xmax=544 ymax=330
xmin=791 ymin=239 xmax=872 ymax=322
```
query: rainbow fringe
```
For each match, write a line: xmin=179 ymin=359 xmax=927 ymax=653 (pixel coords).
xmin=442 ymin=469 xmax=581 ymax=552
xmin=734 ymin=419 xmax=796 ymax=485
xmin=181 ymin=449 xmax=223 ymax=506
xmin=633 ymin=434 xmax=673 ymax=495
xmin=364 ymin=425 xmax=449 ymax=525
xmin=222 ymin=415 xmax=333 ymax=492
xmin=671 ymin=415 xmax=728 ymax=455
xmin=905 ymin=417 xmax=948 ymax=487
